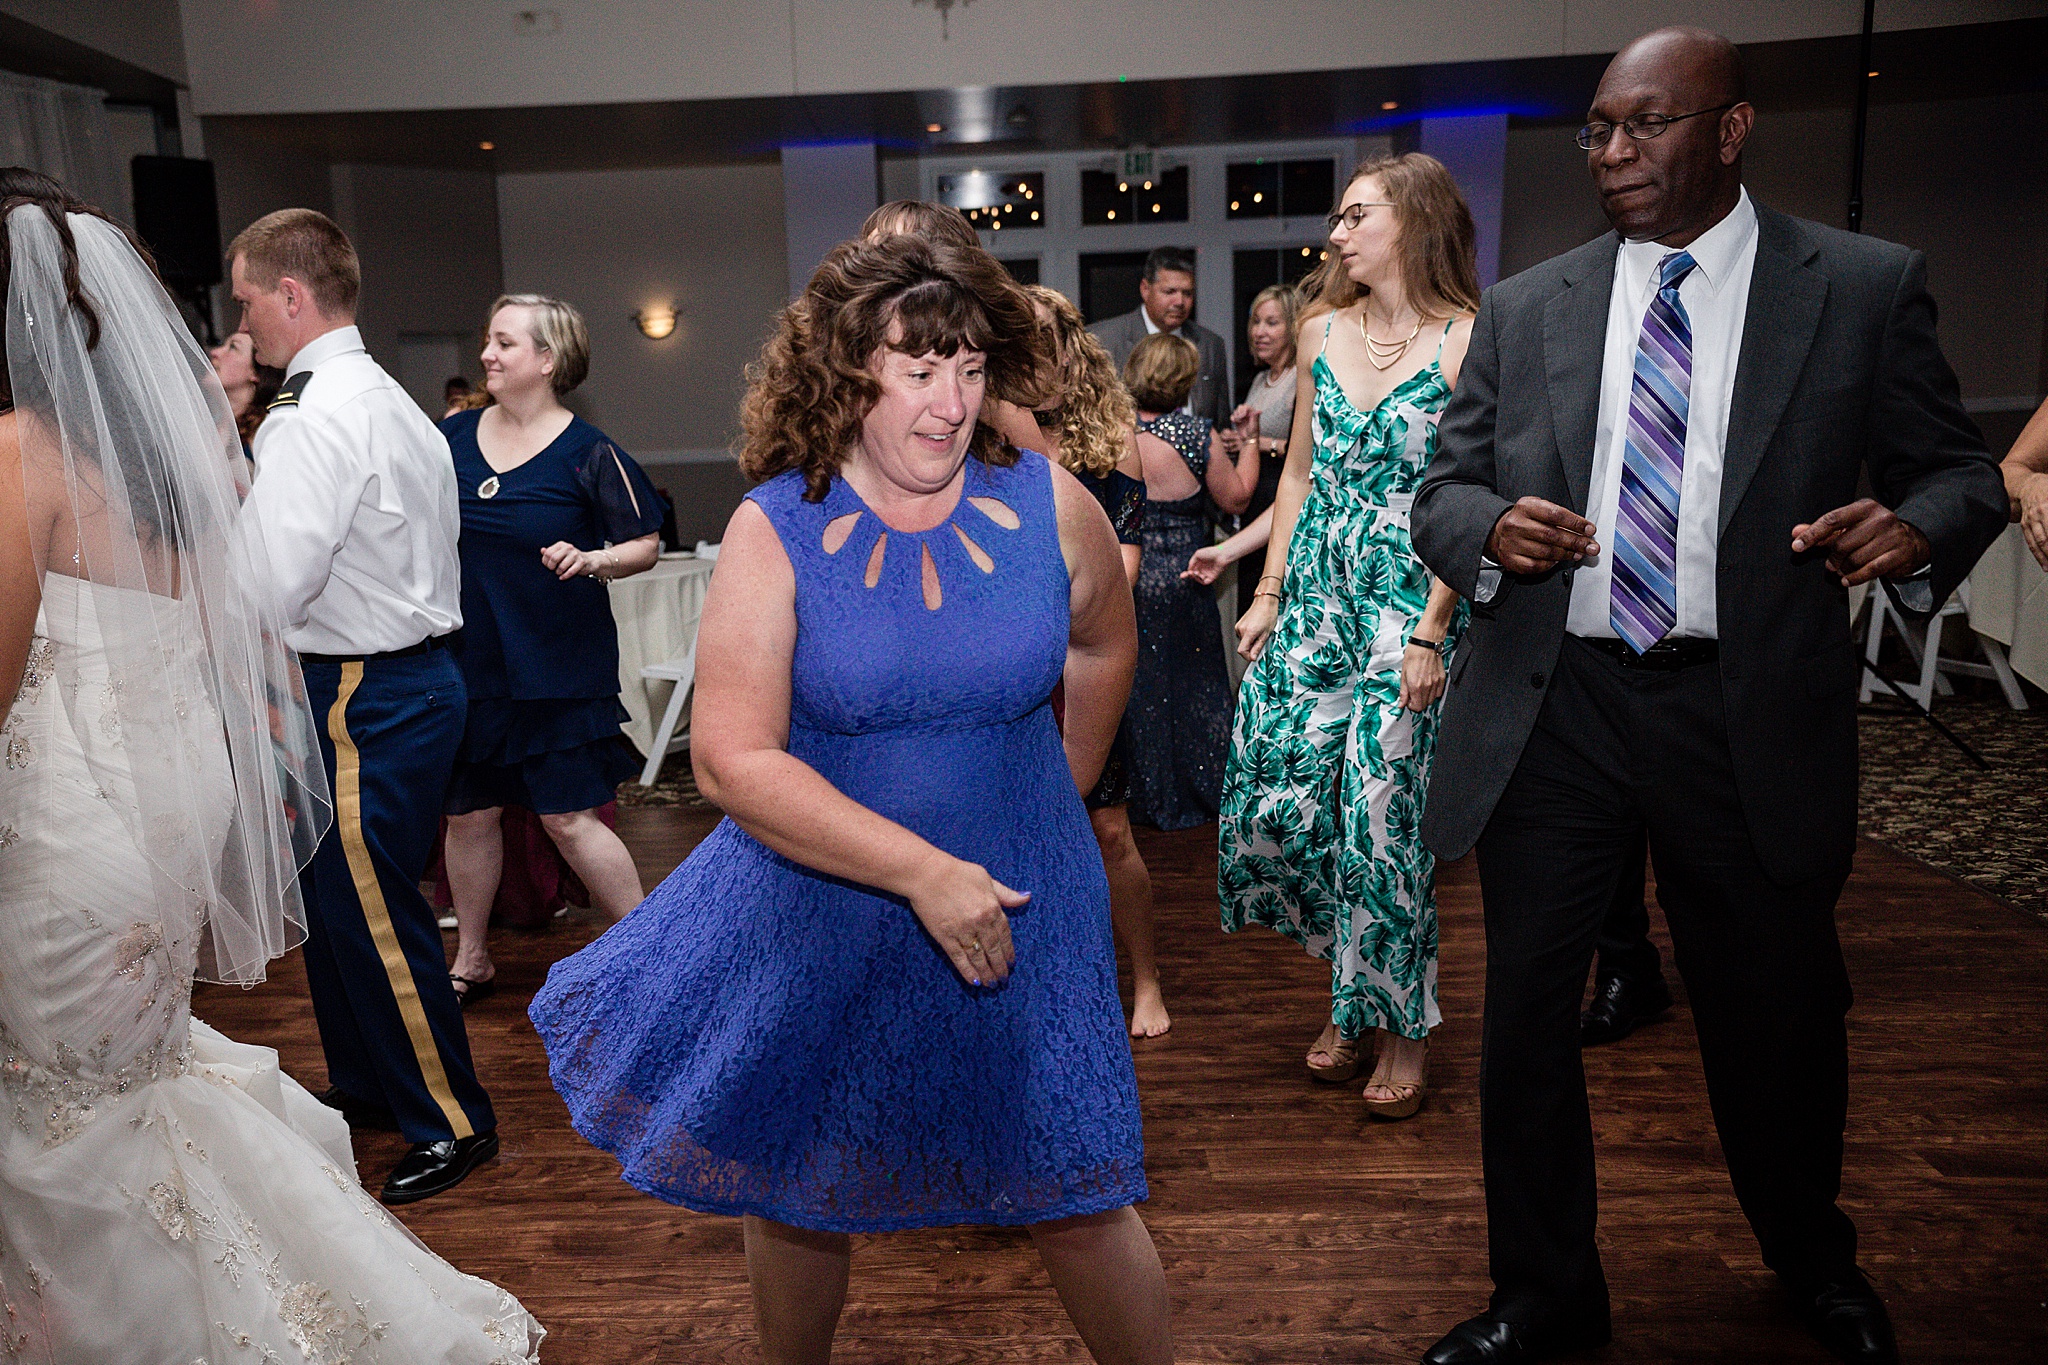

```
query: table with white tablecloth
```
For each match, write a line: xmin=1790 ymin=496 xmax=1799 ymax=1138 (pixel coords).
xmin=1960 ymin=523 xmax=2048 ymax=691
xmin=610 ymin=556 xmax=716 ymax=755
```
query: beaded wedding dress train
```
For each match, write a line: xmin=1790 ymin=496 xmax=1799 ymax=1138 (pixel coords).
xmin=0 ymin=574 xmax=543 ymax=1364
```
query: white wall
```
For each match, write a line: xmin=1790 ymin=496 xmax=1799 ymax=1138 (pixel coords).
xmin=173 ymin=0 xmax=2048 ymax=116
xmin=495 ymin=163 xmax=789 ymax=457
xmin=0 ymin=0 xmax=188 ymax=83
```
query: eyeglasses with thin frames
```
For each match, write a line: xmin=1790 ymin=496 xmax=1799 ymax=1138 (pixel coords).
xmin=1325 ymin=202 xmax=1394 ymax=233
xmin=1577 ymin=103 xmax=1739 ymax=150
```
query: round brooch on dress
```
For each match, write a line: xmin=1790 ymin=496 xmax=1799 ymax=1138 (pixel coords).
xmin=477 ymin=476 xmax=501 ymax=499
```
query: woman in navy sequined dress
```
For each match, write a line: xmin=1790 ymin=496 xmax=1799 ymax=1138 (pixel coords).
xmin=531 ymin=236 xmax=1172 ymax=1362
xmin=1121 ymin=332 xmax=1258 ymax=830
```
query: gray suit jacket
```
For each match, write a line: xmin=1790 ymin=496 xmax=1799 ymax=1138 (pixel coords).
xmin=1412 ymin=203 xmax=2004 ymax=885
xmin=1090 ymin=309 xmax=1233 ymax=433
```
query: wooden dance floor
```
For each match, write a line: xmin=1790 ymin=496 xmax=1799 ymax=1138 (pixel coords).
xmin=198 ymin=811 xmax=2048 ymax=1363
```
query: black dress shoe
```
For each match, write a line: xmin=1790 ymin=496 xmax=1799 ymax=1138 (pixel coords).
xmin=1792 ymin=1274 xmax=1899 ymax=1364
xmin=1421 ymin=1313 xmax=1611 ymax=1364
xmin=380 ymin=1131 xmax=500 ymax=1205
xmin=314 ymin=1085 xmax=399 ymax=1132
xmin=1580 ymin=973 xmax=1673 ymax=1047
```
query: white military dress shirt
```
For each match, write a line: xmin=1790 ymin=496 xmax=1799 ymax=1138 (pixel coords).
xmin=243 ymin=325 xmax=462 ymax=656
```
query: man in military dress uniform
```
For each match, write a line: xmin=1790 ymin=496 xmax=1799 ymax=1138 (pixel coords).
xmin=232 ymin=208 xmax=498 ymax=1203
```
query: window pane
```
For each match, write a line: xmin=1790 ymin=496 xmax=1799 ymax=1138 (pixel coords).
xmin=1080 ymin=164 xmax=1189 ymax=226
xmin=1226 ymin=161 xmax=1280 ymax=219
xmin=937 ymin=170 xmax=1044 ymax=232
xmin=1149 ymin=165 xmax=1189 ymax=222
xmin=1080 ymin=169 xmax=1128 ymax=226
xmin=1078 ymin=250 xmax=1151 ymax=323
xmin=1284 ymin=241 xmax=1328 ymax=285
xmin=1282 ymin=159 xmax=1336 ymax=220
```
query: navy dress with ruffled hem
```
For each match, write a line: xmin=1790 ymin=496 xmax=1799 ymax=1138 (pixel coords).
xmin=440 ymin=409 xmax=666 ymax=815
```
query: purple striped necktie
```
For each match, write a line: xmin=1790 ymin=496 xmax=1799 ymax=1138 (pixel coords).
xmin=1611 ymin=250 xmax=1698 ymax=654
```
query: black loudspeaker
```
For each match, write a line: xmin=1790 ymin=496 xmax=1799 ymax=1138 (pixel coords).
xmin=131 ymin=156 xmax=222 ymax=288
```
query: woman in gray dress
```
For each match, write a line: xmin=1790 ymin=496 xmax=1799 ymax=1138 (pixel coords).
xmin=1187 ymin=285 xmax=1298 ymax=595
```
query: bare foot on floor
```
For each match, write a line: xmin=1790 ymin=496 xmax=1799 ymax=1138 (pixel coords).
xmin=1129 ymin=987 xmax=1171 ymax=1038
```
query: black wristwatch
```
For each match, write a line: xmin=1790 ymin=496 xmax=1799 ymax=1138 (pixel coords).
xmin=1406 ymin=634 xmax=1445 ymax=651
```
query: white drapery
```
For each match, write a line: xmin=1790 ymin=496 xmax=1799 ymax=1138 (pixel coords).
xmin=0 ymin=70 xmax=122 ymax=220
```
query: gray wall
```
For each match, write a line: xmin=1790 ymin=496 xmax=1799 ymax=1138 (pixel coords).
xmin=328 ymin=164 xmax=503 ymax=399
xmin=172 ymin=0 xmax=2048 ymax=116
xmin=0 ymin=0 xmax=188 ymax=82
xmin=1500 ymin=91 xmax=2048 ymax=406
xmin=496 ymin=161 xmax=789 ymax=457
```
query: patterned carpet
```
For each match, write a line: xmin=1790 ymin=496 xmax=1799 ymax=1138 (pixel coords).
xmin=1857 ymin=691 xmax=2048 ymax=923
xmin=616 ymin=690 xmax=2048 ymax=924
xmin=614 ymin=749 xmax=711 ymax=810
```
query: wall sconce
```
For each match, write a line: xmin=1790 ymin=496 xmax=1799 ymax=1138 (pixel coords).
xmin=634 ymin=304 xmax=678 ymax=340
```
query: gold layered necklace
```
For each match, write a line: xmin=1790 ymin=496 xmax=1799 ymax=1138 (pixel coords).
xmin=1361 ymin=306 xmax=1423 ymax=371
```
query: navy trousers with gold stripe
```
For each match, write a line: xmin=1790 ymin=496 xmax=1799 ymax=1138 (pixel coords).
xmin=300 ymin=652 xmax=495 ymax=1143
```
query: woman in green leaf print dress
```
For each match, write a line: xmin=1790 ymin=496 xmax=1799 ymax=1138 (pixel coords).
xmin=1220 ymin=153 xmax=1480 ymax=1120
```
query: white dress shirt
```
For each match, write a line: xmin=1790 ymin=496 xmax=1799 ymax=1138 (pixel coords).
xmin=243 ymin=325 xmax=463 ymax=655
xmin=1567 ymin=188 xmax=1758 ymax=640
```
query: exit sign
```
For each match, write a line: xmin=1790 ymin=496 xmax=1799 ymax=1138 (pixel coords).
xmin=1122 ymin=151 xmax=1153 ymax=179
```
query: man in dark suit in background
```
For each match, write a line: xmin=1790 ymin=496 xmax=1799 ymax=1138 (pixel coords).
xmin=1411 ymin=26 xmax=2003 ymax=1365
xmin=1089 ymin=245 xmax=1232 ymax=434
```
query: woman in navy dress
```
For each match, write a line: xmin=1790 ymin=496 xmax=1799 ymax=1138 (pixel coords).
xmin=440 ymin=294 xmax=666 ymax=1005
xmin=531 ymin=235 xmax=1171 ymax=1362
xmin=1121 ymin=333 xmax=1257 ymax=830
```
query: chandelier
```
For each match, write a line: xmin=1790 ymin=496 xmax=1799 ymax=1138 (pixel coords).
xmin=915 ymin=0 xmax=974 ymax=39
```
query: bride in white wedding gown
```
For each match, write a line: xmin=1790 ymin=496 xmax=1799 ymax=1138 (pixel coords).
xmin=0 ymin=174 xmax=543 ymax=1361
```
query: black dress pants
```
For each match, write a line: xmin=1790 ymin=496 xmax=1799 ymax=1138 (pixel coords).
xmin=1473 ymin=636 xmax=1857 ymax=1326
xmin=1595 ymin=827 xmax=1660 ymax=986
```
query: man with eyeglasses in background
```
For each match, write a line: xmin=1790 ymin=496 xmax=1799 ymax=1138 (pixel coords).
xmin=1410 ymin=24 xmax=2002 ymax=1365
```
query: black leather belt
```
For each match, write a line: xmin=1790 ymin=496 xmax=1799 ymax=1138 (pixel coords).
xmin=299 ymin=635 xmax=448 ymax=667
xmin=1576 ymin=635 xmax=1719 ymax=671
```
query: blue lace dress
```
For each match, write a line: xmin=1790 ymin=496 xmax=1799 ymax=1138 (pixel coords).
xmin=530 ymin=451 xmax=1147 ymax=1232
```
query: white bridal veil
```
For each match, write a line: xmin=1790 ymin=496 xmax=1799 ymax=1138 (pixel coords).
xmin=4 ymin=204 xmax=330 ymax=985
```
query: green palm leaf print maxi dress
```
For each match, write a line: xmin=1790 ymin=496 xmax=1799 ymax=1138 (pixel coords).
xmin=1219 ymin=318 xmax=1466 ymax=1043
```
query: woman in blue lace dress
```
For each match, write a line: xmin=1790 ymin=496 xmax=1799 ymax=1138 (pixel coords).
xmin=531 ymin=235 xmax=1171 ymax=1363
xmin=1121 ymin=333 xmax=1258 ymax=830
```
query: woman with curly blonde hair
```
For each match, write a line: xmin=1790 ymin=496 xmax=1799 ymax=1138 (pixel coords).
xmin=1012 ymin=282 xmax=1170 ymax=1037
xmin=533 ymin=232 xmax=1172 ymax=1364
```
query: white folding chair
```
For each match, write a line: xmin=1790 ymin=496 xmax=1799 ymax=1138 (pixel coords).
xmin=1859 ymin=579 xmax=2028 ymax=711
xmin=636 ymin=642 xmax=698 ymax=787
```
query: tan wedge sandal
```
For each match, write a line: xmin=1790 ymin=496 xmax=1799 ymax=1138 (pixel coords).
xmin=1306 ymin=1022 xmax=1364 ymax=1083
xmin=1362 ymin=1037 xmax=1428 ymax=1120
